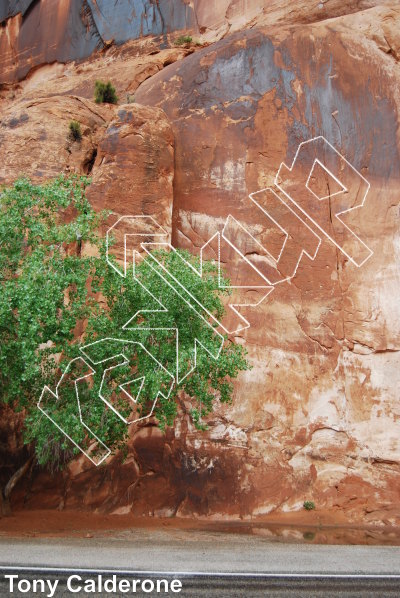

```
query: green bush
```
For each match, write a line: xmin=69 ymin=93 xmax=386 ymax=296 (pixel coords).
xmin=68 ymin=120 xmax=82 ymax=142
xmin=303 ymin=501 xmax=316 ymax=511
xmin=174 ymin=35 xmax=192 ymax=46
xmin=94 ymin=80 xmax=118 ymax=104
xmin=0 ymin=175 xmax=250 ymax=482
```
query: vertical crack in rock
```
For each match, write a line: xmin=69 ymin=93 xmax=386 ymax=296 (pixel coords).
xmin=82 ymin=147 xmax=98 ymax=175
xmin=81 ymin=0 xmax=105 ymax=50
xmin=152 ymin=0 xmax=168 ymax=49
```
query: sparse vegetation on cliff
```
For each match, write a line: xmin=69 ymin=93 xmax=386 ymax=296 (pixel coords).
xmin=174 ymin=35 xmax=192 ymax=46
xmin=68 ymin=120 xmax=82 ymax=142
xmin=94 ymin=80 xmax=118 ymax=104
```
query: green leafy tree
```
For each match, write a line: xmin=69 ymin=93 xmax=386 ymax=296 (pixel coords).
xmin=0 ymin=176 xmax=107 ymax=513
xmin=0 ymin=176 xmax=250 ymax=513
xmin=84 ymin=247 xmax=250 ymax=431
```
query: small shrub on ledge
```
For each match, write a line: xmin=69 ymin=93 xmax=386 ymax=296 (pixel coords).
xmin=68 ymin=120 xmax=82 ymax=142
xmin=303 ymin=500 xmax=316 ymax=511
xmin=174 ymin=35 xmax=192 ymax=46
xmin=94 ymin=80 xmax=118 ymax=104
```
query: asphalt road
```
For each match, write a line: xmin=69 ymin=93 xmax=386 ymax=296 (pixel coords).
xmin=1 ymin=531 xmax=400 ymax=574
xmin=0 ymin=530 xmax=399 ymax=597
xmin=0 ymin=569 xmax=399 ymax=597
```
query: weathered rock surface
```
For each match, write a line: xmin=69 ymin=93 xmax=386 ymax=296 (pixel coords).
xmin=2 ymin=2 xmax=400 ymax=525
xmin=86 ymin=103 xmax=174 ymax=242
xmin=0 ymin=96 xmax=175 ymax=262
xmin=0 ymin=1 xmax=100 ymax=85
xmin=192 ymin=0 xmax=395 ymax=42
xmin=134 ymin=3 xmax=400 ymax=522
xmin=0 ymin=0 xmax=195 ymax=84
xmin=0 ymin=39 xmax=191 ymax=114
xmin=0 ymin=1 xmax=393 ymax=85
xmin=0 ymin=95 xmax=111 ymax=183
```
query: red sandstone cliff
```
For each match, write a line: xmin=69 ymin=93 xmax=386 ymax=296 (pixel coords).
xmin=1 ymin=1 xmax=400 ymax=525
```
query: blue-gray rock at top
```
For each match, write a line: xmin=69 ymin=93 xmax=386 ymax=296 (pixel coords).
xmin=87 ymin=0 xmax=193 ymax=44
xmin=0 ymin=0 xmax=195 ymax=84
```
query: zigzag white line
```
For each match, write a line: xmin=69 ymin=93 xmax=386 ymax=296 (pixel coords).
xmin=248 ymin=186 xmax=322 ymax=280
xmin=275 ymin=135 xmax=373 ymax=267
xmin=37 ymin=357 xmax=111 ymax=466
xmin=39 ymin=136 xmax=373 ymax=465
xmin=79 ymin=338 xmax=175 ymax=423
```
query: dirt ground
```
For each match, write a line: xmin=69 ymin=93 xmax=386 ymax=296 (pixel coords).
xmin=0 ymin=509 xmax=399 ymax=545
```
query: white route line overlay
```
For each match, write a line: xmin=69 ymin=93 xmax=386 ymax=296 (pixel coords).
xmin=38 ymin=136 xmax=373 ymax=465
xmin=79 ymin=338 xmax=175 ymax=423
xmin=275 ymin=135 xmax=373 ymax=267
xmin=248 ymin=187 xmax=322 ymax=281
xmin=38 ymin=357 xmax=110 ymax=466
xmin=38 ymin=340 xmax=175 ymax=466
xmin=108 ymin=216 xmax=275 ymax=335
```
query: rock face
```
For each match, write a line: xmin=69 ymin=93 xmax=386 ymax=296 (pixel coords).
xmin=134 ymin=4 xmax=400 ymax=521
xmin=192 ymin=0 xmax=394 ymax=42
xmin=0 ymin=1 xmax=100 ymax=84
xmin=0 ymin=95 xmax=111 ymax=183
xmin=0 ymin=1 xmax=391 ymax=84
xmin=2 ymin=2 xmax=400 ymax=524
xmin=0 ymin=96 xmax=175 ymax=249
xmin=86 ymin=103 xmax=174 ymax=241
xmin=0 ymin=0 xmax=195 ymax=84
